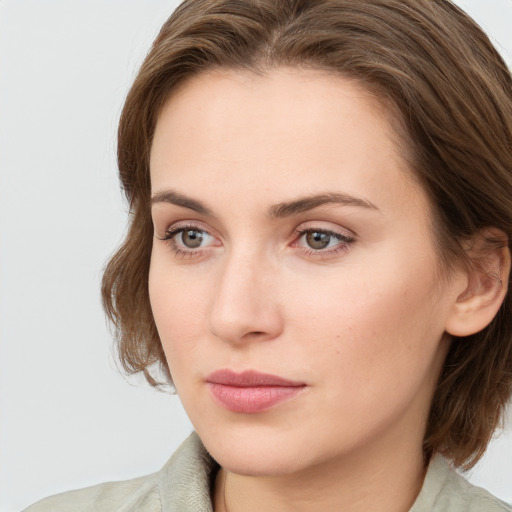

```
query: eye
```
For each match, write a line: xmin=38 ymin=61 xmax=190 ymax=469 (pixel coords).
xmin=303 ymin=231 xmax=338 ymax=250
xmin=293 ymin=227 xmax=355 ymax=256
xmin=177 ymin=229 xmax=208 ymax=249
xmin=158 ymin=224 xmax=219 ymax=256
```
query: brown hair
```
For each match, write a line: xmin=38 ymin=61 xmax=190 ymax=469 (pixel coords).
xmin=102 ymin=0 xmax=512 ymax=469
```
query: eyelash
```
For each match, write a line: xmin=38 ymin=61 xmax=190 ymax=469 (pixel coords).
xmin=292 ymin=228 xmax=355 ymax=258
xmin=158 ymin=224 xmax=355 ymax=259
xmin=158 ymin=224 xmax=212 ymax=259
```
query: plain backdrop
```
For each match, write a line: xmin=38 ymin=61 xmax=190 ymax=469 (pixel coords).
xmin=1 ymin=1 xmax=511 ymax=511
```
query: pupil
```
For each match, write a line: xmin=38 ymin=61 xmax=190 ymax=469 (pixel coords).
xmin=306 ymin=232 xmax=330 ymax=250
xmin=182 ymin=230 xmax=203 ymax=248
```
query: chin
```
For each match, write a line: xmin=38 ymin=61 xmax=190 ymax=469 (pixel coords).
xmin=195 ymin=422 xmax=320 ymax=477
xmin=212 ymin=446 xmax=309 ymax=477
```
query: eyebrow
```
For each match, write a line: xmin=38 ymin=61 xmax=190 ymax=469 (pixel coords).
xmin=150 ymin=189 xmax=212 ymax=216
xmin=150 ymin=189 xmax=378 ymax=218
xmin=268 ymin=193 xmax=378 ymax=218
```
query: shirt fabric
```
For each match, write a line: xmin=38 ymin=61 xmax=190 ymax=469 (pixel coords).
xmin=25 ymin=432 xmax=512 ymax=512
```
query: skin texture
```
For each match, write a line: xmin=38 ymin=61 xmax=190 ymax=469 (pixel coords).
xmin=148 ymin=68 xmax=471 ymax=512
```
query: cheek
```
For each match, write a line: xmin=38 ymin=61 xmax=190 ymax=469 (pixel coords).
xmin=148 ymin=250 xmax=212 ymax=370
xmin=284 ymin=256 xmax=446 ymax=384
xmin=283 ymin=266 xmax=447 ymax=443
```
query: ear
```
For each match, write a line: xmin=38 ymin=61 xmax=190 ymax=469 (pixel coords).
xmin=445 ymin=228 xmax=510 ymax=337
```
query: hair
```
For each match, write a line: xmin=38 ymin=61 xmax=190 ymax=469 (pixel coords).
xmin=102 ymin=0 xmax=512 ymax=469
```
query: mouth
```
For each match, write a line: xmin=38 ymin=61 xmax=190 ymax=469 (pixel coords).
xmin=206 ymin=369 xmax=306 ymax=413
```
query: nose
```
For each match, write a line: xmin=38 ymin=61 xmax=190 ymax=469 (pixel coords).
xmin=208 ymin=249 xmax=283 ymax=345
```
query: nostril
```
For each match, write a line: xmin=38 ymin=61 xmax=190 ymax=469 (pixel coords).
xmin=241 ymin=331 xmax=266 ymax=339
xmin=241 ymin=330 xmax=270 ymax=340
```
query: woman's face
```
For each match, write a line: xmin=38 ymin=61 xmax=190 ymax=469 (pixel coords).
xmin=149 ymin=68 xmax=465 ymax=476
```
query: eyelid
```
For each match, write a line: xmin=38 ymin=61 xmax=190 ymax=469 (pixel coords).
xmin=290 ymin=222 xmax=356 ymax=257
xmin=156 ymin=220 xmax=222 ymax=260
xmin=155 ymin=219 xmax=355 ymax=260
xmin=163 ymin=226 xmax=212 ymax=244
xmin=293 ymin=221 xmax=356 ymax=240
xmin=156 ymin=219 xmax=219 ymax=240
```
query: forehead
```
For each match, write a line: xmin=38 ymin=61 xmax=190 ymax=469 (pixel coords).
xmin=152 ymin=67 xmax=396 ymax=159
xmin=149 ymin=67 xmax=423 ymax=216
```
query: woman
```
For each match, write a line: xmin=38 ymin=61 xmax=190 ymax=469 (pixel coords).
xmin=26 ymin=0 xmax=512 ymax=510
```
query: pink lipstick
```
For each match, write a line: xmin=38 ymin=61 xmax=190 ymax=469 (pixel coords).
xmin=206 ymin=370 xmax=306 ymax=413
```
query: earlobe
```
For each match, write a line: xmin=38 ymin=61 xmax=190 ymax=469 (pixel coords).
xmin=445 ymin=230 xmax=510 ymax=338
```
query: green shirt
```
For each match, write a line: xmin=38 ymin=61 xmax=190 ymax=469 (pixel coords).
xmin=25 ymin=433 xmax=512 ymax=511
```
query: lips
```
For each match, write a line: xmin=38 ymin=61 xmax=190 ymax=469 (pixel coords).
xmin=206 ymin=369 xmax=306 ymax=413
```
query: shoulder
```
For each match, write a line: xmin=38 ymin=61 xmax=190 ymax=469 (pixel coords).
xmin=24 ymin=432 xmax=218 ymax=512
xmin=438 ymin=471 xmax=512 ymax=512
xmin=23 ymin=472 xmax=161 ymax=512
xmin=411 ymin=455 xmax=512 ymax=512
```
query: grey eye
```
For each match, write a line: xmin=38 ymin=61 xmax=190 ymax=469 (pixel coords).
xmin=305 ymin=231 xmax=332 ymax=250
xmin=180 ymin=229 xmax=205 ymax=248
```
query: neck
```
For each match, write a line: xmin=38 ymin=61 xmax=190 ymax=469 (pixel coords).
xmin=214 ymin=435 xmax=427 ymax=512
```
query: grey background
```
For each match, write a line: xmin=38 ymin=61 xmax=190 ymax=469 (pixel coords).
xmin=1 ymin=1 xmax=511 ymax=510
